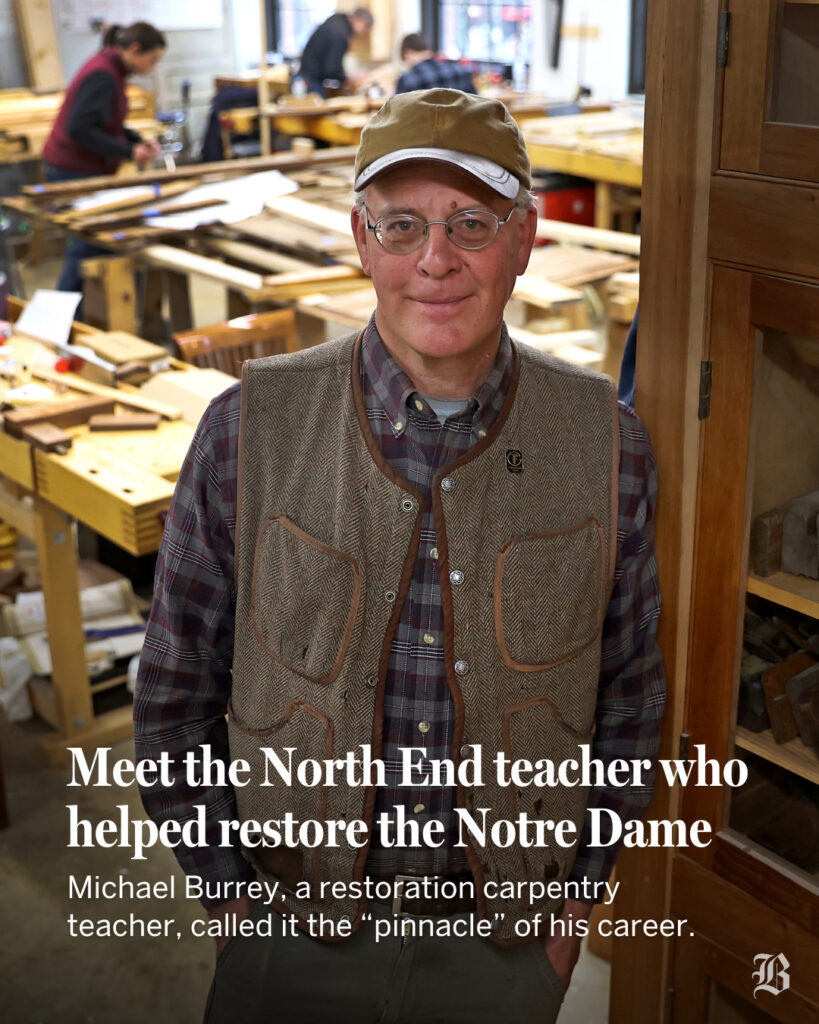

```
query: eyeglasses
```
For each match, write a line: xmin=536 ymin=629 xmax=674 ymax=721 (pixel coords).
xmin=365 ymin=205 xmax=518 ymax=254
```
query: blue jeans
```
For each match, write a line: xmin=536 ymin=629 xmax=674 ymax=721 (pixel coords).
xmin=43 ymin=163 xmax=110 ymax=293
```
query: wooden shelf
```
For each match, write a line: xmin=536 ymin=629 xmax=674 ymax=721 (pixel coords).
xmin=747 ymin=571 xmax=819 ymax=619
xmin=735 ymin=725 xmax=819 ymax=785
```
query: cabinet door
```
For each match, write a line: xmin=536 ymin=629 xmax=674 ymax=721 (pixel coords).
xmin=683 ymin=268 xmax=819 ymax=934
xmin=721 ymin=0 xmax=819 ymax=181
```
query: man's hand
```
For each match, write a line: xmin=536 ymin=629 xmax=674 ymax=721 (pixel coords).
xmin=209 ymin=892 xmax=253 ymax=957
xmin=542 ymin=898 xmax=593 ymax=991
xmin=132 ymin=139 xmax=161 ymax=166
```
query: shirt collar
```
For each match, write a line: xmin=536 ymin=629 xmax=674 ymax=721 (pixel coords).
xmin=360 ymin=315 xmax=514 ymax=436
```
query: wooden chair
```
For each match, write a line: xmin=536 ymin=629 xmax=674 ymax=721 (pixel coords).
xmin=173 ymin=308 xmax=298 ymax=377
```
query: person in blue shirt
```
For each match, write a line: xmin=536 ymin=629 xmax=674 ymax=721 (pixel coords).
xmin=395 ymin=34 xmax=476 ymax=95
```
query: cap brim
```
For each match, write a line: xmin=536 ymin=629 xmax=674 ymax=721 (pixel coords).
xmin=354 ymin=147 xmax=520 ymax=199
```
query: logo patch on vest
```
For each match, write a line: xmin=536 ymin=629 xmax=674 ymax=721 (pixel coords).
xmin=505 ymin=450 xmax=523 ymax=473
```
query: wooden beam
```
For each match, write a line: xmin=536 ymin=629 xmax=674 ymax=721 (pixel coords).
xmin=22 ymin=147 xmax=358 ymax=200
xmin=30 ymin=367 xmax=183 ymax=421
xmin=139 ymin=244 xmax=266 ymax=295
xmin=11 ymin=0 xmax=64 ymax=90
xmin=535 ymin=218 xmax=641 ymax=255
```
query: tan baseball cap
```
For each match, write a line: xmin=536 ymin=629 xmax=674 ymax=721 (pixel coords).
xmin=354 ymin=88 xmax=532 ymax=199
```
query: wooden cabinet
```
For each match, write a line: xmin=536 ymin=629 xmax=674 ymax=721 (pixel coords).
xmin=610 ymin=2 xmax=819 ymax=1022
xmin=721 ymin=0 xmax=819 ymax=180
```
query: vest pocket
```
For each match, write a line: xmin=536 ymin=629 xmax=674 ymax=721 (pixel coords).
xmin=252 ymin=515 xmax=361 ymax=684
xmin=229 ymin=699 xmax=333 ymax=889
xmin=502 ymin=696 xmax=592 ymax=883
xmin=494 ymin=518 xmax=606 ymax=670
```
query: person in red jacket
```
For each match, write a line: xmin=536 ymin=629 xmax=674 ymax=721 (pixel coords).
xmin=43 ymin=22 xmax=166 ymax=292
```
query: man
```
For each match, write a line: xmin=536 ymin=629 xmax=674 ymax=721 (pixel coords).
xmin=297 ymin=8 xmax=374 ymax=97
xmin=135 ymin=89 xmax=665 ymax=1023
xmin=395 ymin=33 xmax=476 ymax=94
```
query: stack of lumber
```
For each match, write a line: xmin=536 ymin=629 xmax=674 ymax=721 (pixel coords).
xmin=522 ymin=110 xmax=643 ymax=164
xmin=0 ymin=86 xmax=156 ymax=163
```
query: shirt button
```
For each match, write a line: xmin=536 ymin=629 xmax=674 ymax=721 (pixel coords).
xmin=430 ymin=547 xmax=439 ymax=560
xmin=414 ymin=398 xmax=424 ymax=411
xmin=384 ymin=589 xmax=396 ymax=603
xmin=413 ymin=803 xmax=425 ymax=814
xmin=454 ymin=659 xmax=470 ymax=676
xmin=400 ymin=497 xmax=415 ymax=513
xmin=477 ymin=428 xmax=487 ymax=438
xmin=423 ymin=633 xmax=435 ymax=645
xmin=418 ymin=721 xmax=430 ymax=734
xmin=449 ymin=569 xmax=465 ymax=586
xmin=440 ymin=476 xmax=455 ymax=493
xmin=393 ymin=420 xmax=404 ymax=433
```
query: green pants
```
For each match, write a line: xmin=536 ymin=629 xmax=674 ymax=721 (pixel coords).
xmin=204 ymin=901 xmax=565 ymax=1023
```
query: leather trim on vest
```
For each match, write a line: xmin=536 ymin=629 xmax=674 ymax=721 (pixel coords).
xmin=493 ymin=516 xmax=608 ymax=671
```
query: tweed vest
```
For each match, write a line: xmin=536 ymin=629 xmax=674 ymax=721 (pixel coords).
xmin=229 ymin=331 xmax=618 ymax=943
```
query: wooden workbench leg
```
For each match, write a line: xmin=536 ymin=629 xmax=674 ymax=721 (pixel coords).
xmin=141 ymin=268 xmax=166 ymax=341
xmin=167 ymin=270 xmax=193 ymax=333
xmin=31 ymin=498 xmax=93 ymax=739
xmin=227 ymin=289 xmax=252 ymax=319
xmin=294 ymin=310 xmax=328 ymax=351
xmin=84 ymin=255 xmax=139 ymax=334
xmin=595 ymin=182 xmax=614 ymax=230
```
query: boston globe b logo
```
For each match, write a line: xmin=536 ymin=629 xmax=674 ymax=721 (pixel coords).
xmin=752 ymin=953 xmax=790 ymax=998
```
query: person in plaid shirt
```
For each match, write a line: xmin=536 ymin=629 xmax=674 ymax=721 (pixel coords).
xmin=135 ymin=89 xmax=664 ymax=1023
xmin=395 ymin=35 xmax=477 ymax=95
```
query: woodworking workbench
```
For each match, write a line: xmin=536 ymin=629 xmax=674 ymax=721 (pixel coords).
xmin=0 ymin=86 xmax=158 ymax=164
xmin=522 ymin=110 xmax=644 ymax=229
xmin=0 ymin=309 xmax=211 ymax=761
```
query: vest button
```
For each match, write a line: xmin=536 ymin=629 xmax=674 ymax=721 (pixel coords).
xmin=449 ymin=569 xmax=465 ymax=586
xmin=365 ymin=675 xmax=378 ymax=688
xmin=400 ymin=498 xmax=415 ymax=513
xmin=384 ymin=589 xmax=397 ymax=603
xmin=440 ymin=476 xmax=455 ymax=493
xmin=454 ymin=659 xmax=470 ymax=676
xmin=489 ymin=916 xmax=502 ymax=933
xmin=459 ymin=744 xmax=471 ymax=758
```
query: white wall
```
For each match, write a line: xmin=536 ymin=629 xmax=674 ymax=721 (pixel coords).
xmin=530 ymin=0 xmax=633 ymax=102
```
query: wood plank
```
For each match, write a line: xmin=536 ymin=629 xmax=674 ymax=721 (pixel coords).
xmin=11 ymin=0 xmax=64 ymax=90
xmin=31 ymin=497 xmax=92 ymax=736
xmin=709 ymin=175 xmax=819 ymax=282
xmin=735 ymin=726 xmax=819 ymax=785
xmin=265 ymin=195 xmax=355 ymax=237
xmin=88 ymin=413 xmax=160 ymax=432
xmin=22 ymin=147 xmax=358 ymax=200
xmin=139 ymin=245 xmax=266 ymax=295
xmin=38 ymin=705 xmax=135 ymax=767
xmin=759 ymin=124 xmax=819 ymax=184
xmin=3 ymin=397 xmax=116 ymax=438
xmin=203 ymin=239 xmax=313 ymax=274
xmin=0 ymin=482 xmax=35 ymax=538
xmin=610 ymin=0 xmax=719 ymax=1020
xmin=534 ymin=219 xmax=641 ymax=254
xmin=746 ymin=571 xmax=819 ymax=619
xmin=30 ymin=367 xmax=183 ymax=421
xmin=683 ymin=266 xmax=755 ymax=837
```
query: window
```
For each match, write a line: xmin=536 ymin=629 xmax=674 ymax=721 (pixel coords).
xmin=267 ymin=0 xmax=337 ymax=59
xmin=434 ymin=2 xmax=532 ymax=66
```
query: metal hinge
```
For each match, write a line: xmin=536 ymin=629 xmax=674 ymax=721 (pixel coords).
xmin=666 ymin=986 xmax=676 ymax=1022
xmin=717 ymin=10 xmax=731 ymax=68
xmin=679 ymin=732 xmax=691 ymax=759
xmin=698 ymin=360 xmax=713 ymax=420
